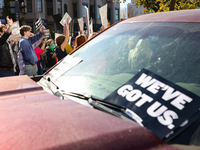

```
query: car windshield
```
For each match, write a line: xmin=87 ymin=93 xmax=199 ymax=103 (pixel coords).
xmin=53 ymin=22 xmax=200 ymax=99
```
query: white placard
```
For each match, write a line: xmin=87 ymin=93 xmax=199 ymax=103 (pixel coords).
xmin=35 ymin=17 xmax=43 ymax=31
xmin=44 ymin=29 xmax=50 ymax=39
xmin=99 ymin=4 xmax=108 ymax=29
xmin=89 ymin=18 xmax=93 ymax=36
xmin=9 ymin=21 xmax=21 ymax=40
xmin=78 ymin=17 xmax=84 ymax=32
xmin=60 ymin=12 xmax=72 ymax=26
xmin=84 ymin=6 xmax=91 ymax=35
xmin=39 ymin=55 xmax=83 ymax=82
xmin=55 ymin=33 xmax=63 ymax=39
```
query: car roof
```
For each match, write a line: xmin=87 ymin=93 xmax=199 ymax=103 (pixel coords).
xmin=122 ymin=9 xmax=200 ymax=23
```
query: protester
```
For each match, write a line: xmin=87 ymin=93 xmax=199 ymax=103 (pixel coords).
xmin=55 ymin=19 xmax=70 ymax=61
xmin=74 ymin=34 xmax=87 ymax=50
xmin=0 ymin=16 xmax=16 ymax=77
xmin=34 ymin=38 xmax=47 ymax=75
xmin=40 ymin=45 xmax=47 ymax=73
xmin=0 ymin=17 xmax=13 ymax=45
xmin=65 ymin=43 xmax=73 ymax=54
xmin=11 ymin=39 xmax=20 ymax=75
xmin=19 ymin=25 xmax=45 ymax=76
xmin=46 ymin=39 xmax=57 ymax=70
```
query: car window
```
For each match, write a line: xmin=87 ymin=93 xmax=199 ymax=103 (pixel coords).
xmin=54 ymin=22 xmax=200 ymax=100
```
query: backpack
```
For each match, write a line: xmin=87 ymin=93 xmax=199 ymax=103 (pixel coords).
xmin=17 ymin=40 xmax=25 ymax=75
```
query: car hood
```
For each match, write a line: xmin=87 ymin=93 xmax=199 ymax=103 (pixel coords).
xmin=0 ymin=76 xmax=179 ymax=150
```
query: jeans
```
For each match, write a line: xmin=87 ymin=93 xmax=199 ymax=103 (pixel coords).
xmin=25 ymin=64 xmax=37 ymax=76
xmin=37 ymin=60 xmax=43 ymax=75
xmin=0 ymin=70 xmax=15 ymax=77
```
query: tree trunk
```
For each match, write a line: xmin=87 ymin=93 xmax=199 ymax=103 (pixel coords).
xmin=170 ymin=0 xmax=176 ymax=11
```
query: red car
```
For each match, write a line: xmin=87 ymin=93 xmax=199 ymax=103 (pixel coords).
xmin=1 ymin=9 xmax=200 ymax=149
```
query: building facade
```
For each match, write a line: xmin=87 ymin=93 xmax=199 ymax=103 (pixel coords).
xmin=127 ymin=0 xmax=145 ymax=18
xmin=0 ymin=0 xmax=120 ymax=37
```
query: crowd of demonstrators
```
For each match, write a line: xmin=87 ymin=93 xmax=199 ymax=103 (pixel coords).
xmin=0 ymin=16 xmax=16 ymax=77
xmin=0 ymin=15 xmax=109 ymax=78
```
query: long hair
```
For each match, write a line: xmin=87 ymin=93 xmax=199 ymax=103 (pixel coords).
xmin=74 ymin=34 xmax=87 ymax=49
xmin=55 ymin=35 xmax=65 ymax=47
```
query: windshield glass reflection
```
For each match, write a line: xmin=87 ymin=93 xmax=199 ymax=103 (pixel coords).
xmin=54 ymin=22 xmax=200 ymax=99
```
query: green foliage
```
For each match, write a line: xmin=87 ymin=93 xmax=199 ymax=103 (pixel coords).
xmin=116 ymin=0 xmax=200 ymax=12
xmin=1 ymin=0 xmax=24 ymax=25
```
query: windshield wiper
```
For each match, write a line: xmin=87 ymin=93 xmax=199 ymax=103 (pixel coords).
xmin=62 ymin=92 xmax=139 ymax=124
xmin=66 ymin=92 xmax=126 ymax=111
xmin=43 ymin=76 xmax=64 ymax=99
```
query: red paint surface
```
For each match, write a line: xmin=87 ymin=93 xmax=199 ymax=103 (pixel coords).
xmin=122 ymin=9 xmax=200 ymax=23
xmin=0 ymin=76 xmax=180 ymax=149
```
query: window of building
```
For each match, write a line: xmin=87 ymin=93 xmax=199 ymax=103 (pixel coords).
xmin=47 ymin=0 xmax=53 ymax=15
xmin=140 ymin=10 xmax=142 ymax=14
xmin=0 ymin=0 xmax=4 ymax=9
xmin=57 ymin=0 xmax=62 ymax=15
xmin=37 ymin=0 xmax=43 ymax=13
xmin=73 ymin=3 xmax=77 ymax=18
xmin=137 ymin=11 xmax=138 ymax=15
xmin=64 ymin=4 xmax=67 ymax=13
xmin=115 ymin=9 xmax=119 ymax=21
xmin=82 ymin=4 xmax=88 ymax=18
xmin=27 ymin=0 xmax=32 ymax=12
xmin=136 ymin=5 xmax=138 ymax=8
xmin=90 ymin=5 xmax=94 ymax=19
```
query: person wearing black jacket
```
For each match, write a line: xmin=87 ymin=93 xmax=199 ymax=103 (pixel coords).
xmin=0 ymin=16 xmax=15 ymax=77
xmin=45 ymin=39 xmax=57 ymax=70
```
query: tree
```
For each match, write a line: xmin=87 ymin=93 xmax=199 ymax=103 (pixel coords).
xmin=2 ymin=0 xmax=15 ymax=20
xmin=120 ymin=7 xmax=137 ymax=20
xmin=2 ymin=0 xmax=24 ymax=25
xmin=113 ymin=0 xmax=200 ymax=13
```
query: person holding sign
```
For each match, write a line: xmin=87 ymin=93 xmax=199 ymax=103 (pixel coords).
xmin=34 ymin=38 xmax=47 ymax=75
xmin=45 ymin=39 xmax=57 ymax=70
xmin=0 ymin=16 xmax=16 ymax=77
xmin=74 ymin=34 xmax=87 ymax=50
xmin=19 ymin=25 xmax=46 ymax=76
xmin=55 ymin=18 xmax=70 ymax=61
xmin=0 ymin=16 xmax=13 ymax=45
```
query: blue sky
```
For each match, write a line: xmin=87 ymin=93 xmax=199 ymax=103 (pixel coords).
xmin=120 ymin=0 xmax=131 ymax=10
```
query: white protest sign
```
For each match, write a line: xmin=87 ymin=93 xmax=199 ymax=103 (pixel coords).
xmin=32 ymin=37 xmax=43 ymax=49
xmin=78 ymin=17 xmax=84 ymax=32
xmin=39 ymin=55 xmax=83 ymax=82
xmin=68 ymin=36 xmax=71 ymax=45
xmin=9 ymin=21 xmax=21 ymax=40
xmin=84 ymin=6 xmax=91 ymax=35
xmin=35 ymin=17 xmax=43 ymax=31
xmin=60 ymin=12 xmax=72 ymax=26
xmin=44 ymin=29 xmax=50 ymax=39
xmin=55 ymin=33 xmax=63 ymax=39
xmin=99 ymin=4 xmax=108 ymax=29
xmin=89 ymin=18 xmax=93 ymax=36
